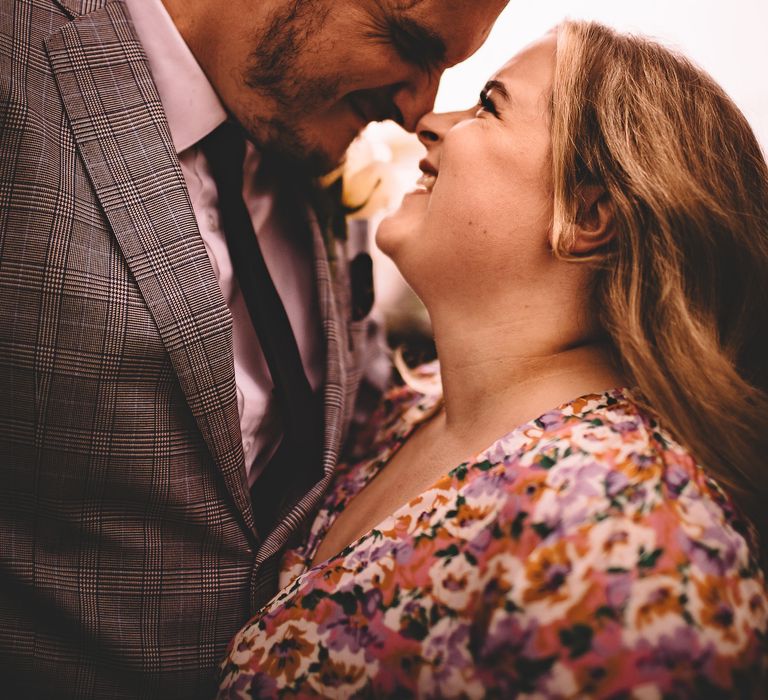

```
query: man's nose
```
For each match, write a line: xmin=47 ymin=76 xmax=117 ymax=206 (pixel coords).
xmin=391 ymin=71 xmax=441 ymax=133
xmin=416 ymin=111 xmax=444 ymax=149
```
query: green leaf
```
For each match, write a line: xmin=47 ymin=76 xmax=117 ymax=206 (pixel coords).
xmin=450 ymin=463 xmax=469 ymax=481
xmin=538 ymin=455 xmax=557 ymax=469
xmin=435 ymin=543 xmax=460 ymax=558
xmin=515 ymin=655 xmax=558 ymax=691
xmin=301 ymin=588 xmax=328 ymax=611
xmin=559 ymin=624 xmax=594 ymax=659
xmin=511 ymin=511 xmax=528 ymax=539
xmin=638 ymin=547 xmax=663 ymax=569
xmin=403 ymin=618 xmax=429 ymax=641
xmin=595 ymin=605 xmax=618 ymax=620
xmin=329 ymin=591 xmax=358 ymax=615
xmin=532 ymin=521 xmax=555 ymax=539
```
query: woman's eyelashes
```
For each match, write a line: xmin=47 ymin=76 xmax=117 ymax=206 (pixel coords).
xmin=478 ymin=88 xmax=499 ymax=117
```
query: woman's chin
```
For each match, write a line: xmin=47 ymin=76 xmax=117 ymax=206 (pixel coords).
xmin=377 ymin=193 xmax=426 ymax=244
xmin=374 ymin=211 xmax=404 ymax=259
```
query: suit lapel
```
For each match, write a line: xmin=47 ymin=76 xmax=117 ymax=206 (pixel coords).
xmin=309 ymin=211 xmax=348 ymax=479
xmin=249 ymin=209 xmax=349 ymax=581
xmin=44 ymin=0 xmax=257 ymax=538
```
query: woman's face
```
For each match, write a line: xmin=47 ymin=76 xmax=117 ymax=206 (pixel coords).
xmin=377 ymin=34 xmax=557 ymax=305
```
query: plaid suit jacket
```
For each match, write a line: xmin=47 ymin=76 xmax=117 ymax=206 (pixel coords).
xmin=0 ymin=0 xmax=372 ymax=697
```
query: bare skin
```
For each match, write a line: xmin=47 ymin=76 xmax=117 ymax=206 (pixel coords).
xmin=313 ymin=341 xmax=625 ymax=565
xmin=313 ymin=35 xmax=627 ymax=565
xmin=160 ymin=0 xmax=508 ymax=171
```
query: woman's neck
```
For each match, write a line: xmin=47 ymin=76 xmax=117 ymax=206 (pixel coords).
xmin=429 ymin=307 xmax=627 ymax=442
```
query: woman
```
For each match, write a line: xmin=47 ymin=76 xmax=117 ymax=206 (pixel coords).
xmin=220 ymin=21 xmax=768 ymax=698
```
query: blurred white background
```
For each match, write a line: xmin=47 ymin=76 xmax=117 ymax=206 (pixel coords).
xmin=435 ymin=0 xmax=768 ymax=146
xmin=362 ymin=0 xmax=768 ymax=339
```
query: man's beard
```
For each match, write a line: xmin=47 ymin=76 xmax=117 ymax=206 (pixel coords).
xmin=242 ymin=0 xmax=344 ymax=175
xmin=246 ymin=113 xmax=339 ymax=176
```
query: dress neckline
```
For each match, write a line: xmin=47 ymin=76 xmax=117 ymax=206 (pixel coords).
xmin=287 ymin=386 xmax=633 ymax=580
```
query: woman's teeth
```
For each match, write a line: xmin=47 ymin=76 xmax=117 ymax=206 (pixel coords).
xmin=416 ymin=172 xmax=436 ymax=192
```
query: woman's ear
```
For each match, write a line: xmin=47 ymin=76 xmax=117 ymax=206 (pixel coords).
xmin=570 ymin=185 xmax=615 ymax=255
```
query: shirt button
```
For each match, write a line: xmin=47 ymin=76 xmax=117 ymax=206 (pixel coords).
xmin=243 ymin=440 xmax=253 ymax=456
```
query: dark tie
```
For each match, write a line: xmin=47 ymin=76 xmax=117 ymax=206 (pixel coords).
xmin=202 ymin=122 xmax=323 ymax=538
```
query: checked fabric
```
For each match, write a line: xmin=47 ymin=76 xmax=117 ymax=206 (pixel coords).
xmin=202 ymin=123 xmax=324 ymax=538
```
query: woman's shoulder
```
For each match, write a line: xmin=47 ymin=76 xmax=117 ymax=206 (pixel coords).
xmin=470 ymin=386 xmax=761 ymax=572
xmin=493 ymin=386 xmax=724 ymax=495
xmin=447 ymin=389 xmax=767 ymax=693
xmin=515 ymin=385 xmax=735 ymax=483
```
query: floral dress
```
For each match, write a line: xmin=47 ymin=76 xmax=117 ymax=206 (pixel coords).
xmin=219 ymin=371 xmax=768 ymax=699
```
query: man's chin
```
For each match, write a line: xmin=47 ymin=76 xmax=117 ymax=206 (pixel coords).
xmin=246 ymin=113 xmax=360 ymax=177
xmin=259 ymin=141 xmax=348 ymax=179
xmin=304 ymin=148 xmax=347 ymax=178
xmin=300 ymin=137 xmax=358 ymax=177
xmin=259 ymin=146 xmax=340 ymax=182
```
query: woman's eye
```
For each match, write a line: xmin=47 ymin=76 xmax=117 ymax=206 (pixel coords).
xmin=478 ymin=89 xmax=499 ymax=116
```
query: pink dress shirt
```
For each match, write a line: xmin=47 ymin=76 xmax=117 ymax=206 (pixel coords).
xmin=125 ymin=0 xmax=324 ymax=485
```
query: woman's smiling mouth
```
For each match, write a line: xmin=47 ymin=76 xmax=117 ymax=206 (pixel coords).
xmin=415 ymin=172 xmax=436 ymax=192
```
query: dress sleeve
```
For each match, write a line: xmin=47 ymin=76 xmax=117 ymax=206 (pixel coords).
xmin=467 ymin=456 xmax=768 ymax=697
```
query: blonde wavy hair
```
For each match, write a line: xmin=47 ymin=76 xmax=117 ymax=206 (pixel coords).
xmin=550 ymin=21 xmax=768 ymax=539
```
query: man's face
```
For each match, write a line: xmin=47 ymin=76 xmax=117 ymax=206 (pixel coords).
xmin=188 ymin=0 xmax=508 ymax=173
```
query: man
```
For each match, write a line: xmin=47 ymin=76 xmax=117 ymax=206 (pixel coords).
xmin=0 ymin=0 xmax=507 ymax=696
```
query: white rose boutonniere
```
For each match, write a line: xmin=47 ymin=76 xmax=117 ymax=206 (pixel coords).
xmin=315 ymin=123 xmax=428 ymax=329
xmin=316 ymin=123 xmax=420 ymax=248
xmin=339 ymin=129 xmax=396 ymax=220
xmin=314 ymin=127 xmax=401 ymax=311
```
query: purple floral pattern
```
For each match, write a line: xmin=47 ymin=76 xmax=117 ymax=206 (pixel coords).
xmin=220 ymin=370 xmax=768 ymax=698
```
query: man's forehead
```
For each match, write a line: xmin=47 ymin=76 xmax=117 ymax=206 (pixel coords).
xmin=384 ymin=0 xmax=507 ymax=62
xmin=385 ymin=0 xmax=501 ymax=13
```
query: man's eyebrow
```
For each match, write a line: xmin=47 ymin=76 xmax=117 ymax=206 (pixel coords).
xmin=483 ymin=79 xmax=511 ymax=102
xmin=386 ymin=16 xmax=447 ymax=68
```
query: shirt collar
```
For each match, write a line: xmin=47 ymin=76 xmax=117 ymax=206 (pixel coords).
xmin=124 ymin=0 xmax=227 ymax=153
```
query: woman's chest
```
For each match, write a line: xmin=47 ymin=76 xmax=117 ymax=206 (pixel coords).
xmin=311 ymin=434 xmax=466 ymax=565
